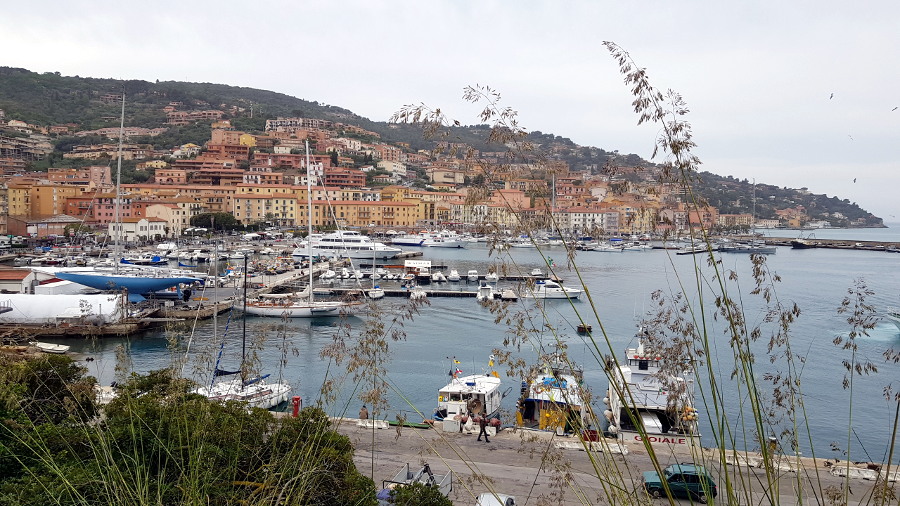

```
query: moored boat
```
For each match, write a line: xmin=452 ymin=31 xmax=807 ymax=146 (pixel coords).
xmin=524 ymin=280 xmax=582 ymax=299
xmin=434 ymin=357 xmax=504 ymax=430
xmin=291 ymin=230 xmax=403 ymax=260
xmin=29 ymin=341 xmax=71 ymax=354
xmin=516 ymin=354 xmax=589 ymax=434
xmin=604 ymin=332 xmax=700 ymax=447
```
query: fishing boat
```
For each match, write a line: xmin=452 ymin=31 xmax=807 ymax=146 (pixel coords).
xmin=523 ymin=280 xmax=582 ymax=299
xmin=603 ymin=332 xmax=700 ymax=447
xmin=29 ymin=341 xmax=71 ymax=354
xmin=515 ymin=353 xmax=589 ymax=434
xmin=433 ymin=357 xmax=504 ymax=430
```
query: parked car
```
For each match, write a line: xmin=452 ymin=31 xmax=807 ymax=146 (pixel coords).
xmin=475 ymin=492 xmax=516 ymax=506
xmin=643 ymin=463 xmax=717 ymax=503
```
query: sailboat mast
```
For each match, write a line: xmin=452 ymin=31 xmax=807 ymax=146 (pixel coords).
xmin=113 ymin=91 xmax=125 ymax=272
xmin=306 ymin=140 xmax=314 ymax=302
xmin=241 ymin=255 xmax=248 ymax=381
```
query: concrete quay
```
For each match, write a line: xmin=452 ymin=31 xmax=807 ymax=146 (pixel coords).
xmin=330 ymin=417 xmax=888 ymax=505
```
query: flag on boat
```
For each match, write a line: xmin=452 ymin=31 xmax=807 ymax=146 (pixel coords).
xmin=453 ymin=359 xmax=460 ymax=364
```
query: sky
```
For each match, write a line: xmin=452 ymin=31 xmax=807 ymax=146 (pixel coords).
xmin=2 ymin=1 xmax=899 ymax=219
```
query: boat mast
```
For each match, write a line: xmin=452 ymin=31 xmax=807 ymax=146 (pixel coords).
xmin=241 ymin=255 xmax=248 ymax=383
xmin=306 ymin=140 xmax=314 ymax=303
xmin=113 ymin=91 xmax=125 ymax=273
xmin=751 ymin=178 xmax=756 ymax=236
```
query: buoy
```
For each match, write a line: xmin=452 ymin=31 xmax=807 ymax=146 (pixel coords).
xmin=603 ymin=409 xmax=614 ymax=420
xmin=602 ymin=396 xmax=610 ymax=405
xmin=490 ymin=418 xmax=501 ymax=427
xmin=608 ymin=425 xmax=619 ymax=434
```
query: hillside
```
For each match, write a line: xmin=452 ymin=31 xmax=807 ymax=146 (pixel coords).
xmin=0 ymin=67 xmax=883 ymax=227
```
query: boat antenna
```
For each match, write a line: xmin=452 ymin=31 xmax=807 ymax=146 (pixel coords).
xmin=113 ymin=90 xmax=125 ymax=273
xmin=241 ymin=254 xmax=248 ymax=383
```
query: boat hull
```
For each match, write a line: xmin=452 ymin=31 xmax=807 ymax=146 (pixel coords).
xmin=194 ymin=377 xmax=291 ymax=410
xmin=241 ymin=300 xmax=358 ymax=318
xmin=55 ymin=272 xmax=203 ymax=294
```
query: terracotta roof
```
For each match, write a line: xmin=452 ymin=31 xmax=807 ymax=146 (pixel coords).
xmin=0 ymin=270 xmax=30 ymax=281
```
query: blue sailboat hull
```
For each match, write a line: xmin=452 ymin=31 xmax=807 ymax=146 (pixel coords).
xmin=56 ymin=272 xmax=203 ymax=295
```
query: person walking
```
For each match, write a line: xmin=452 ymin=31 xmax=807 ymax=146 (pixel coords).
xmin=359 ymin=405 xmax=369 ymax=420
xmin=476 ymin=411 xmax=490 ymax=443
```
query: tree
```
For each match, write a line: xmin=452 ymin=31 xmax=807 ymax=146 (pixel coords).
xmin=388 ymin=482 xmax=453 ymax=506
xmin=0 ymin=360 xmax=377 ymax=505
xmin=191 ymin=212 xmax=240 ymax=230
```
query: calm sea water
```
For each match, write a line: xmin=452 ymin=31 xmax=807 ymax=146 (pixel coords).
xmin=65 ymin=229 xmax=900 ymax=463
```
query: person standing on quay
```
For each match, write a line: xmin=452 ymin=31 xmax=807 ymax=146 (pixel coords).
xmin=476 ymin=411 xmax=490 ymax=443
xmin=359 ymin=405 xmax=369 ymax=420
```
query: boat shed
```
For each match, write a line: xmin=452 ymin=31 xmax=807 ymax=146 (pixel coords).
xmin=0 ymin=269 xmax=38 ymax=294
xmin=0 ymin=293 xmax=126 ymax=324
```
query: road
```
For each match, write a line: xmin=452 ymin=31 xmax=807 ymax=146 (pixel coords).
xmin=334 ymin=419 xmax=886 ymax=505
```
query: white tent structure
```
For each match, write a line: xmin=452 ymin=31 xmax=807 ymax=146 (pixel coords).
xmin=0 ymin=293 xmax=126 ymax=324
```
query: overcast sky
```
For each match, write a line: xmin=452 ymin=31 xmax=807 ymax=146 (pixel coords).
xmin=3 ymin=1 xmax=899 ymax=219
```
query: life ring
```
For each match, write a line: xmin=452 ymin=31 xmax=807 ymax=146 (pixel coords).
xmin=534 ymin=386 xmax=545 ymax=394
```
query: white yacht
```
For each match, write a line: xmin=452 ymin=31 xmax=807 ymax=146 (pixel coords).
xmin=423 ymin=231 xmax=468 ymax=248
xmin=291 ymin=230 xmax=403 ymax=260
xmin=524 ymin=280 xmax=582 ymax=299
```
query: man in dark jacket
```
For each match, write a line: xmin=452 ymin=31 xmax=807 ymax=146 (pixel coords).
xmin=476 ymin=411 xmax=490 ymax=443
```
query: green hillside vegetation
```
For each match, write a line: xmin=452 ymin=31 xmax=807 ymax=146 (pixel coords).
xmin=0 ymin=66 xmax=882 ymax=225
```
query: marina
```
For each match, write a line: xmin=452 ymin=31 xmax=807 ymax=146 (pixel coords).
xmin=1 ymin=227 xmax=900 ymax=464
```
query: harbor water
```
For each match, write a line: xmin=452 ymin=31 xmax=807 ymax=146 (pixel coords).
xmin=63 ymin=228 xmax=900 ymax=463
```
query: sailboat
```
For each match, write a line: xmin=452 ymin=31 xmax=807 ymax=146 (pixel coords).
xmin=49 ymin=92 xmax=202 ymax=299
xmin=193 ymin=256 xmax=291 ymax=409
xmin=241 ymin=141 xmax=361 ymax=318
xmin=366 ymin=233 xmax=386 ymax=300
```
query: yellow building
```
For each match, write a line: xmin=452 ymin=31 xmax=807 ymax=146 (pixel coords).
xmin=233 ymin=193 xmax=299 ymax=227
xmin=6 ymin=181 xmax=86 ymax=218
xmin=297 ymin=200 xmax=419 ymax=229
xmin=239 ymin=133 xmax=258 ymax=147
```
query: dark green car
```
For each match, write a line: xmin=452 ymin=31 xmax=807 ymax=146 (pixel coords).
xmin=643 ymin=463 xmax=717 ymax=503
